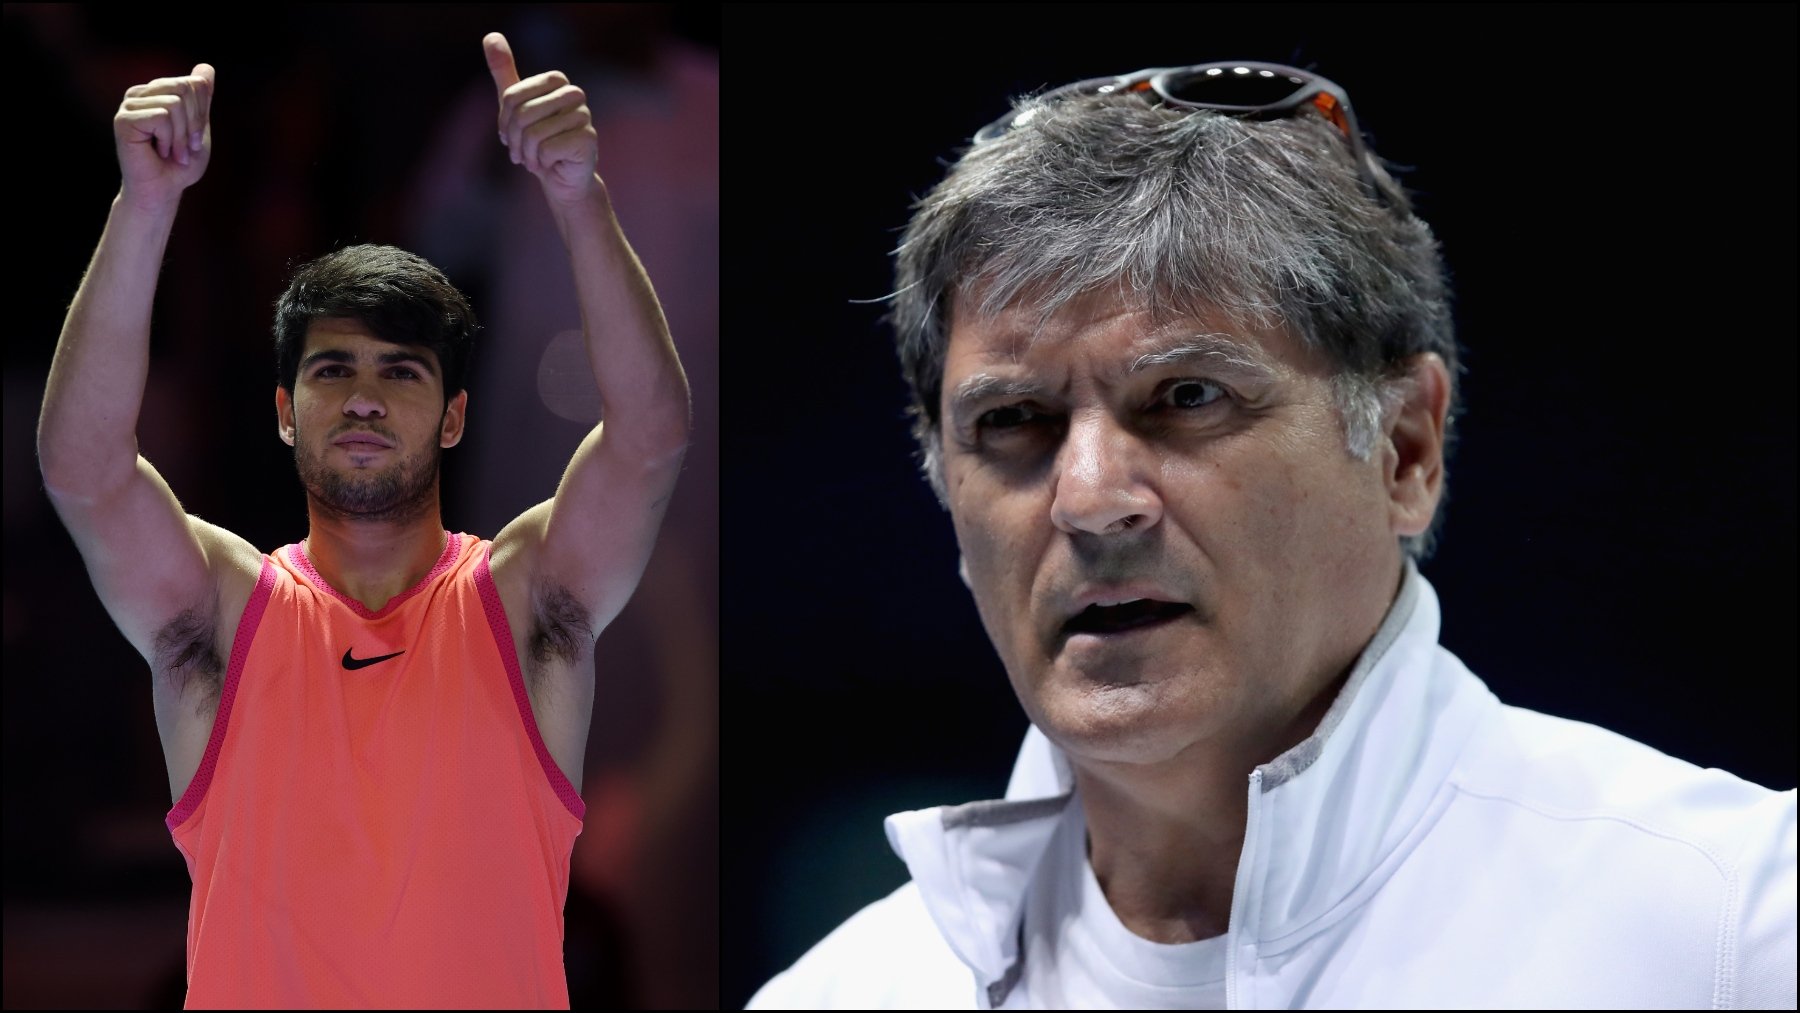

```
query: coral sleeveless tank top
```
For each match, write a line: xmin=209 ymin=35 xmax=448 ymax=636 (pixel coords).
xmin=167 ymin=532 xmax=585 ymax=1008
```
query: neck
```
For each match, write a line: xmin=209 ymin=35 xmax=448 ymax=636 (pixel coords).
xmin=1074 ymin=558 xmax=1406 ymax=944
xmin=302 ymin=506 xmax=448 ymax=611
xmin=1073 ymin=675 xmax=1343 ymax=944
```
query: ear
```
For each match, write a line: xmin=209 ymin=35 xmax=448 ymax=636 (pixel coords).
xmin=1384 ymin=353 xmax=1451 ymax=540
xmin=439 ymin=389 xmax=469 ymax=449
xmin=275 ymin=386 xmax=297 ymax=447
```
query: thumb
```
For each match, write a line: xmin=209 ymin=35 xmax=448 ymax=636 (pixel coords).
xmin=193 ymin=63 xmax=215 ymax=87
xmin=483 ymin=33 xmax=519 ymax=93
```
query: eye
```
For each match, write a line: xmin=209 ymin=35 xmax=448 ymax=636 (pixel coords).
xmin=1154 ymin=378 xmax=1227 ymax=411
xmin=315 ymin=365 xmax=348 ymax=379
xmin=389 ymin=367 xmax=420 ymax=380
xmin=977 ymin=403 xmax=1045 ymax=431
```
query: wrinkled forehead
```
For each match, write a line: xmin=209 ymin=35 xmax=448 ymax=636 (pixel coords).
xmin=943 ymin=278 xmax=1315 ymax=375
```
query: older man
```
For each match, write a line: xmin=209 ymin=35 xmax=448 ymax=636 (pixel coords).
xmin=749 ymin=63 xmax=1796 ymax=1010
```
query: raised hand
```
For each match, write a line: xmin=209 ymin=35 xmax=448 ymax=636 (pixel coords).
xmin=483 ymin=33 xmax=600 ymax=207
xmin=114 ymin=64 xmax=215 ymax=210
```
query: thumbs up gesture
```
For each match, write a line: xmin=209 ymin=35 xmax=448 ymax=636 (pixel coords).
xmin=484 ymin=32 xmax=600 ymax=206
xmin=114 ymin=64 xmax=216 ymax=210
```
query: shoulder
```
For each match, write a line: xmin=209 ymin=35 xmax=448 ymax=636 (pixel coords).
xmin=748 ymin=882 xmax=974 ymax=1010
xmin=1454 ymin=700 xmax=1791 ymax=862
xmin=1446 ymin=699 xmax=1796 ymax=1002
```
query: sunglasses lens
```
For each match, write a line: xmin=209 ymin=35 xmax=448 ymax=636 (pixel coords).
xmin=1162 ymin=67 xmax=1310 ymax=108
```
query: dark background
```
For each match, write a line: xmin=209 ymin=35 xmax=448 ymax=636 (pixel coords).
xmin=4 ymin=4 xmax=717 ymax=1008
xmin=723 ymin=4 xmax=1797 ymax=1006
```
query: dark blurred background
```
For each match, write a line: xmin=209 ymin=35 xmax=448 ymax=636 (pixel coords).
xmin=723 ymin=3 xmax=1797 ymax=1006
xmin=4 ymin=4 xmax=716 ymax=1008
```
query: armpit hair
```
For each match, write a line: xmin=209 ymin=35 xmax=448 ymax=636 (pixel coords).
xmin=152 ymin=597 xmax=223 ymax=715
xmin=528 ymin=584 xmax=594 ymax=673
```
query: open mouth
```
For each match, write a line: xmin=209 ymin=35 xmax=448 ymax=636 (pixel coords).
xmin=1063 ymin=600 xmax=1195 ymax=637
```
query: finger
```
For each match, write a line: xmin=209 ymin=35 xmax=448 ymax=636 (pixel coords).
xmin=484 ymin=33 xmax=520 ymax=97
xmin=525 ymin=113 xmax=595 ymax=176
xmin=175 ymin=77 xmax=200 ymax=158
xmin=521 ymin=106 xmax=590 ymax=174
xmin=509 ymin=81 xmax=582 ymax=163
xmin=190 ymin=64 xmax=215 ymax=150
xmin=165 ymin=88 xmax=191 ymax=165
xmin=502 ymin=71 xmax=571 ymax=155
xmin=533 ymin=124 xmax=597 ymax=179
xmin=129 ymin=82 xmax=191 ymax=161
xmin=512 ymin=83 xmax=584 ymax=133
xmin=130 ymin=94 xmax=188 ymax=162
xmin=119 ymin=106 xmax=175 ymax=160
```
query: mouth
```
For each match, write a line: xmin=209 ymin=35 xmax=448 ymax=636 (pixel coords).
xmin=333 ymin=434 xmax=394 ymax=451
xmin=1061 ymin=599 xmax=1195 ymax=638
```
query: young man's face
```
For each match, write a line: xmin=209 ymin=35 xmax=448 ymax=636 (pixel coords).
xmin=938 ymin=284 xmax=1426 ymax=772
xmin=276 ymin=317 xmax=466 ymax=523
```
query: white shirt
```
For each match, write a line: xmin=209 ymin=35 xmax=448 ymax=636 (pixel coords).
xmin=750 ymin=564 xmax=1798 ymax=1009
xmin=1022 ymin=792 xmax=1228 ymax=1009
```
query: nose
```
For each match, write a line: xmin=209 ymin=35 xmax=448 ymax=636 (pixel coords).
xmin=1049 ymin=409 xmax=1163 ymax=537
xmin=342 ymin=385 xmax=386 ymax=419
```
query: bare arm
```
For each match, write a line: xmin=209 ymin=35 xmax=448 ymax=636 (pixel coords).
xmin=38 ymin=64 xmax=258 ymax=665
xmin=41 ymin=64 xmax=212 ymax=499
xmin=41 ymin=195 xmax=179 ymax=504
xmin=484 ymin=34 xmax=691 ymax=634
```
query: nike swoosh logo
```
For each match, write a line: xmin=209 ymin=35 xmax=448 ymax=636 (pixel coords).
xmin=342 ymin=648 xmax=406 ymax=670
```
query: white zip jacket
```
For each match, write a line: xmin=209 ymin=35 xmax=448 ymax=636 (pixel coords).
xmin=750 ymin=565 xmax=1797 ymax=1009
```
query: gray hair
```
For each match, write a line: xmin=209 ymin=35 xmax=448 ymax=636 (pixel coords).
xmin=889 ymin=91 xmax=1460 ymax=561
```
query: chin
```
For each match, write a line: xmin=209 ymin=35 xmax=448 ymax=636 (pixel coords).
xmin=1022 ymin=662 xmax=1239 ymax=768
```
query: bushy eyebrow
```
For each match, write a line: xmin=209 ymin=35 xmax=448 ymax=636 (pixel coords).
xmin=947 ymin=373 xmax=1046 ymax=428
xmin=947 ymin=333 xmax=1280 ymax=427
xmin=300 ymin=349 xmax=437 ymax=376
xmin=1130 ymin=333 xmax=1279 ymax=382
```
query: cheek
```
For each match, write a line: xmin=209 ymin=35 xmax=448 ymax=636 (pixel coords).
xmin=1170 ymin=420 xmax=1349 ymax=564
xmin=1165 ymin=440 xmax=1304 ymax=551
xmin=949 ymin=505 xmax=1005 ymax=593
xmin=949 ymin=498 xmax=1040 ymax=642
xmin=1204 ymin=429 xmax=1387 ymax=595
xmin=290 ymin=403 xmax=316 ymax=440
xmin=948 ymin=447 xmax=1048 ymax=559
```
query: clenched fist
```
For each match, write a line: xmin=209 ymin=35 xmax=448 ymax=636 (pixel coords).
xmin=484 ymin=33 xmax=601 ymax=207
xmin=114 ymin=64 xmax=215 ymax=209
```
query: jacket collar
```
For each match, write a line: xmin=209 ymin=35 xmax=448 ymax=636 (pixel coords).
xmin=884 ymin=561 xmax=1489 ymax=1002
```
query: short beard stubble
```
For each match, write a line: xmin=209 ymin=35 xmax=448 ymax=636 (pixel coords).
xmin=294 ymin=423 xmax=442 ymax=524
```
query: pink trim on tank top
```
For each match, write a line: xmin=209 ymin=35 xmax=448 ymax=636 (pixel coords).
xmin=288 ymin=530 xmax=461 ymax=619
xmin=167 ymin=556 xmax=278 ymax=831
xmin=475 ymin=546 xmax=586 ymax=821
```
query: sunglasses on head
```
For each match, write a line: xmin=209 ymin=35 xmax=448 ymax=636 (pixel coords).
xmin=974 ymin=61 xmax=1394 ymax=208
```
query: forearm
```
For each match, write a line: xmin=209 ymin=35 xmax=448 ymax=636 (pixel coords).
xmin=38 ymin=193 xmax=181 ymax=499
xmin=549 ymin=182 xmax=691 ymax=461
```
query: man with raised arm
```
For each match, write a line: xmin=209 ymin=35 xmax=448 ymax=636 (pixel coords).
xmin=36 ymin=34 xmax=688 ymax=1008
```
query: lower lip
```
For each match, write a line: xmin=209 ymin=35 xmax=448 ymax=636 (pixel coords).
xmin=1060 ymin=609 xmax=1193 ymax=648
xmin=336 ymin=442 xmax=391 ymax=453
